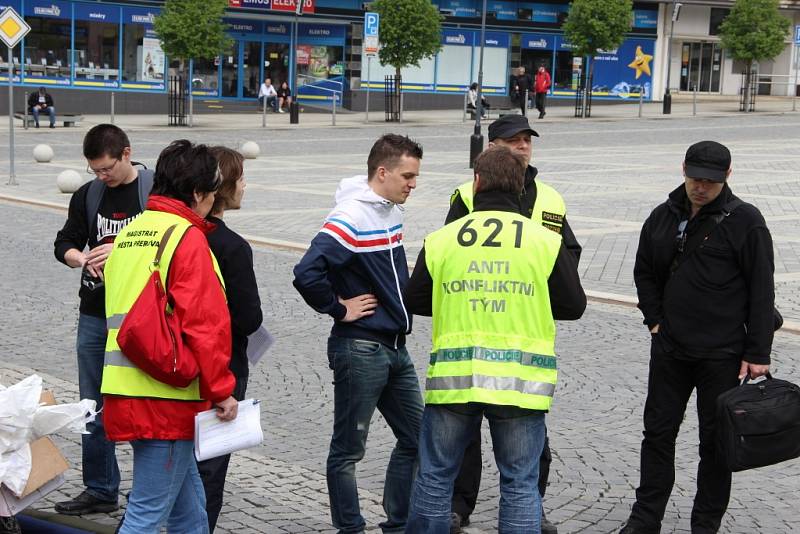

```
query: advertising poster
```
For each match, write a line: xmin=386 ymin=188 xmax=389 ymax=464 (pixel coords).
xmin=296 ymin=45 xmax=311 ymax=66
xmin=591 ymin=38 xmax=655 ymax=98
xmin=141 ymin=34 xmax=165 ymax=81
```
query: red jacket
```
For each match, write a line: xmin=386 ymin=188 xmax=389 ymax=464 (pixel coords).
xmin=103 ymin=195 xmax=235 ymax=441
xmin=535 ymin=70 xmax=551 ymax=94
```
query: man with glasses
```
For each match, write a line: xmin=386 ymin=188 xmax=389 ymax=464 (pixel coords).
xmin=53 ymin=124 xmax=153 ymax=515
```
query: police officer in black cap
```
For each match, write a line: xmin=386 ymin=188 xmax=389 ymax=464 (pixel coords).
xmin=444 ymin=114 xmax=583 ymax=534
xmin=621 ymin=141 xmax=775 ymax=534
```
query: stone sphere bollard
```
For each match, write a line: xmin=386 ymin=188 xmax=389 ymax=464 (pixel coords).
xmin=57 ymin=169 xmax=84 ymax=194
xmin=33 ymin=144 xmax=54 ymax=163
xmin=240 ymin=141 xmax=260 ymax=159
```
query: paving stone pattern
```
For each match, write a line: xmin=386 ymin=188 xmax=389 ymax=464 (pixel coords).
xmin=0 ymin=113 xmax=799 ymax=533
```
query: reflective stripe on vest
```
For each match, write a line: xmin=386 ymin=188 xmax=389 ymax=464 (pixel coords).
xmin=423 ymin=210 xmax=562 ymax=410
xmin=453 ymin=178 xmax=566 ymax=234
xmin=101 ymin=210 xmax=224 ymax=401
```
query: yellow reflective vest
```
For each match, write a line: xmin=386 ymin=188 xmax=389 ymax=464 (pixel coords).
xmin=452 ymin=177 xmax=566 ymax=234
xmin=424 ymin=210 xmax=562 ymax=410
xmin=101 ymin=210 xmax=223 ymax=401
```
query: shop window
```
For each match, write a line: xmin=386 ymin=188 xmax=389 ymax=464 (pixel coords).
xmin=475 ymin=47 xmax=509 ymax=87
xmin=265 ymin=44 xmax=289 ymax=88
xmin=75 ymin=20 xmax=120 ymax=81
xmin=122 ymin=24 xmax=165 ymax=83
xmin=0 ymin=44 xmax=23 ymax=77
xmin=23 ymin=16 xmax=71 ymax=79
xmin=709 ymin=8 xmax=729 ymax=36
xmin=297 ymin=45 xmax=344 ymax=82
xmin=192 ymin=57 xmax=219 ymax=94
xmin=437 ymin=44 xmax=472 ymax=86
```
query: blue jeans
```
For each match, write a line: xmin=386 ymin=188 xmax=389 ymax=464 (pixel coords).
xmin=406 ymin=403 xmax=546 ymax=534
xmin=258 ymin=95 xmax=277 ymax=111
xmin=31 ymin=106 xmax=55 ymax=127
xmin=77 ymin=313 xmax=120 ymax=502
xmin=326 ymin=336 xmax=424 ymax=534
xmin=119 ymin=440 xmax=209 ymax=534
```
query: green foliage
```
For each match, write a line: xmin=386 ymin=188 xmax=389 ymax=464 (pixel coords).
xmin=372 ymin=0 xmax=443 ymax=76
xmin=563 ymin=0 xmax=633 ymax=58
xmin=153 ymin=0 xmax=232 ymax=68
xmin=719 ymin=0 xmax=790 ymax=68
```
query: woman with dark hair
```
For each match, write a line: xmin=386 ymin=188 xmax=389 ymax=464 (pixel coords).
xmin=277 ymin=81 xmax=292 ymax=113
xmin=198 ymin=146 xmax=263 ymax=532
xmin=102 ymin=139 xmax=238 ymax=534
xmin=467 ymin=82 xmax=490 ymax=118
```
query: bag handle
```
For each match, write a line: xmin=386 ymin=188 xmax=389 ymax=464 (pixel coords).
xmin=739 ymin=372 xmax=773 ymax=386
xmin=152 ymin=224 xmax=178 ymax=271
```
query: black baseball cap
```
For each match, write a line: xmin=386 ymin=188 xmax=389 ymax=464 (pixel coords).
xmin=684 ymin=141 xmax=731 ymax=182
xmin=488 ymin=115 xmax=539 ymax=141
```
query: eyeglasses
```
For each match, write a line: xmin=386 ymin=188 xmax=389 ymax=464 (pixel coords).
xmin=86 ymin=158 xmax=120 ymax=176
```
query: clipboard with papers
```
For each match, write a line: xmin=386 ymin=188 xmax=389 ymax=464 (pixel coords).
xmin=194 ymin=398 xmax=264 ymax=462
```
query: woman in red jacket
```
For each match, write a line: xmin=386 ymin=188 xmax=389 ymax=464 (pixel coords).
xmin=103 ymin=140 xmax=237 ymax=534
xmin=534 ymin=66 xmax=552 ymax=119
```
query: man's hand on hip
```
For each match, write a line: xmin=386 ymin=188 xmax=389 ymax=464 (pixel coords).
xmin=339 ymin=294 xmax=378 ymax=322
xmin=739 ymin=361 xmax=770 ymax=380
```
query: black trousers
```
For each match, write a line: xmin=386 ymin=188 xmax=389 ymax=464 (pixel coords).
xmin=450 ymin=425 xmax=551 ymax=519
xmin=627 ymin=336 xmax=739 ymax=534
xmin=517 ymin=91 xmax=529 ymax=115
xmin=535 ymin=92 xmax=547 ymax=115
xmin=198 ymin=376 xmax=249 ymax=533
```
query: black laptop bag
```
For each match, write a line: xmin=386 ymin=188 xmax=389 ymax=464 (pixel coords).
xmin=716 ymin=374 xmax=800 ymax=472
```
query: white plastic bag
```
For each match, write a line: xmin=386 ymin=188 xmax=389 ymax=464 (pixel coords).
xmin=0 ymin=445 xmax=31 ymax=497
xmin=31 ymin=399 xmax=98 ymax=440
xmin=0 ymin=375 xmax=42 ymax=455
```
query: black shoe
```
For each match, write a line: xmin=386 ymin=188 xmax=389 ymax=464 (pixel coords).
xmin=450 ymin=512 xmax=469 ymax=533
xmin=541 ymin=513 xmax=558 ymax=534
xmin=620 ymin=522 xmax=654 ymax=534
xmin=55 ymin=491 xmax=118 ymax=515
xmin=34 ymin=124 xmax=39 ymax=128
xmin=49 ymin=124 xmax=55 ymax=128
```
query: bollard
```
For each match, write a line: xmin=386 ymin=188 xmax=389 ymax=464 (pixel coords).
xmin=110 ymin=92 xmax=115 ymax=124
xmin=693 ymin=84 xmax=698 ymax=116
xmin=462 ymin=91 xmax=468 ymax=122
xmin=638 ymin=89 xmax=644 ymax=118
xmin=262 ymin=96 xmax=267 ymax=128
xmin=23 ymin=91 xmax=28 ymax=130
xmin=399 ymin=91 xmax=404 ymax=123
xmin=332 ymin=93 xmax=337 ymax=126
xmin=524 ymin=89 xmax=529 ymax=117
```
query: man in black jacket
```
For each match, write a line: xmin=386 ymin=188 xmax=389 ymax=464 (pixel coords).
xmin=28 ymin=86 xmax=56 ymax=128
xmin=621 ymin=141 xmax=774 ymax=534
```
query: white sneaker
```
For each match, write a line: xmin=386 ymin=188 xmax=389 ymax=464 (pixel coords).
xmin=278 ymin=109 xmax=285 ymax=113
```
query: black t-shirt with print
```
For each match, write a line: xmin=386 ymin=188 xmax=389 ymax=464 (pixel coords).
xmin=54 ymin=177 xmax=143 ymax=318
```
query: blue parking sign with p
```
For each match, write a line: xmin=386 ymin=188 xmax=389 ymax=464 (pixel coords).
xmin=795 ymin=25 xmax=800 ymax=44
xmin=365 ymin=12 xmax=379 ymax=37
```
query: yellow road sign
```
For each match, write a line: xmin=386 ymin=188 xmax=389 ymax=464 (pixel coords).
xmin=0 ymin=7 xmax=30 ymax=49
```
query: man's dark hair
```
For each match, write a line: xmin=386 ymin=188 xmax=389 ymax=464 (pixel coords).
xmin=209 ymin=146 xmax=244 ymax=214
xmin=83 ymin=124 xmax=130 ymax=160
xmin=473 ymin=146 xmax=525 ymax=195
xmin=367 ymin=134 xmax=423 ymax=179
xmin=151 ymin=140 xmax=221 ymax=208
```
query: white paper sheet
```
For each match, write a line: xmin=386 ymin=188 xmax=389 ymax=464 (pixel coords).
xmin=194 ymin=399 xmax=263 ymax=462
xmin=246 ymin=325 xmax=275 ymax=366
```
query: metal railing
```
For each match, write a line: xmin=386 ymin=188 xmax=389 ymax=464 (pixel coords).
xmin=297 ymin=74 xmax=343 ymax=126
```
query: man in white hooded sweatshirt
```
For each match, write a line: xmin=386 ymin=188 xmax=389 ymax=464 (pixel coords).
xmin=293 ymin=134 xmax=425 ymax=534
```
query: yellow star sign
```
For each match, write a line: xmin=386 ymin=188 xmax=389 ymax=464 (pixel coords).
xmin=628 ymin=45 xmax=653 ymax=79
xmin=0 ymin=7 xmax=31 ymax=49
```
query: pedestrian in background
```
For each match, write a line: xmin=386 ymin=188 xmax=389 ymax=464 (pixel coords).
xmin=513 ymin=66 xmax=532 ymax=115
xmin=534 ymin=66 xmax=551 ymax=119
xmin=404 ymin=145 xmax=586 ymax=533
xmin=198 ymin=146 xmax=263 ymax=532
xmin=293 ymin=134 xmax=425 ymax=534
xmin=28 ymin=86 xmax=56 ymax=128
xmin=277 ymin=81 xmax=292 ymax=113
xmin=621 ymin=141 xmax=775 ymax=534
xmin=102 ymin=140 xmax=238 ymax=533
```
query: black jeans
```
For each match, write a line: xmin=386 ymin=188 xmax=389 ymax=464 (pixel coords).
xmin=198 ymin=375 xmax=249 ymax=532
xmin=628 ymin=335 xmax=739 ymax=534
xmin=450 ymin=425 xmax=551 ymax=520
xmin=535 ymin=92 xmax=547 ymax=115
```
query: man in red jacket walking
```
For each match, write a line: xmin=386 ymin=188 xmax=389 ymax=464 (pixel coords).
xmin=535 ymin=66 xmax=551 ymax=119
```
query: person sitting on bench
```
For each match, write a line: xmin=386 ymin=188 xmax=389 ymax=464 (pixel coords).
xmin=467 ymin=82 xmax=490 ymax=118
xmin=28 ymin=87 xmax=56 ymax=128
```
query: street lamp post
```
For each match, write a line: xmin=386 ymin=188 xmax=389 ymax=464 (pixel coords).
xmin=469 ymin=0 xmax=488 ymax=168
xmin=663 ymin=1 xmax=682 ymax=114
xmin=289 ymin=1 xmax=303 ymax=124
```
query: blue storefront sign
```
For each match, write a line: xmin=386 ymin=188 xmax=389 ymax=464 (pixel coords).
xmin=0 ymin=1 xmax=21 ymax=12
xmin=124 ymin=6 xmax=159 ymax=27
xmin=521 ymin=32 xmax=556 ymax=50
xmin=26 ymin=0 xmax=70 ymax=18
xmin=264 ymin=22 xmax=289 ymax=38
xmin=633 ymin=9 xmax=658 ymax=29
xmin=531 ymin=3 xmax=567 ymax=23
xmin=482 ymin=31 xmax=509 ymax=48
xmin=486 ymin=1 xmax=517 ymax=20
xmin=74 ymin=3 xmax=120 ymax=23
xmin=441 ymin=29 xmax=474 ymax=46
xmin=237 ymin=0 xmax=273 ymax=8
xmin=298 ymin=23 xmax=345 ymax=42
xmin=226 ymin=18 xmax=264 ymax=35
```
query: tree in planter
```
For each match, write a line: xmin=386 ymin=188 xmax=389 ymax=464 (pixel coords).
xmin=719 ymin=0 xmax=790 ymax=109
xmin=562 ymin=0 xmax=633 ymax=117
xmin=153 ymin=0 xmax=231 ymax=127
xmin=372 ymin=0 xmax=442 ymax=118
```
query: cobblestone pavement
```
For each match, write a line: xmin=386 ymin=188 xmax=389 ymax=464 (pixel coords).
xmin=1 ymin=112 xmax=799 ymax=533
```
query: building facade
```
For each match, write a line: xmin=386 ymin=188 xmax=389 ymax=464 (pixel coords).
xmin=0 ymin=0 xmax=797 ymax=113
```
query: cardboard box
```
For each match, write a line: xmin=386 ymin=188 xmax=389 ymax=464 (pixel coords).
xmin=0 ymin=389 xmax=70 ymax=516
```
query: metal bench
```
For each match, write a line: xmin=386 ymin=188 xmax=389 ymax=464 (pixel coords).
xmin=14 ymin=112 xmax=83 ymax=128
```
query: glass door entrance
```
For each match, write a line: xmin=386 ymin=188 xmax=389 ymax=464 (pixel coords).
xmin=680 ymin=42 xmax=722 ymax=92
xmin=242 ymin=41 xmax=261 ymax=98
